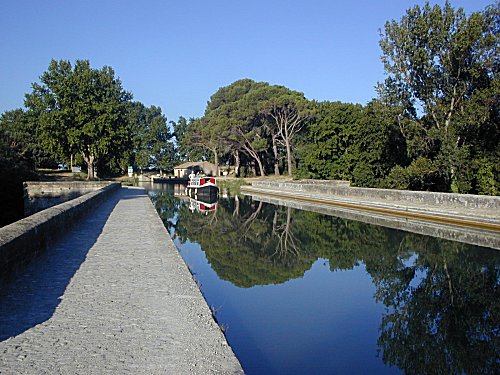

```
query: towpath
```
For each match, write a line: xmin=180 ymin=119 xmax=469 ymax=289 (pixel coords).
xmin=0 ymin=187 xmax=243 ymax=374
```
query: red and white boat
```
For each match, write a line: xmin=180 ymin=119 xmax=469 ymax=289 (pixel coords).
xmin=186 ymin=176 xmax=219 ymax=196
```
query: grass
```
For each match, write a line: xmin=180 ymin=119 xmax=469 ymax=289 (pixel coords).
xmin=216 ymin=177 xmax=252 ymax=195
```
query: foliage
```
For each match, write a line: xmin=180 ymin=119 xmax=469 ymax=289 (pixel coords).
xmin=378 ymin=1 xmax=499 ymax=193
xmin=0 ymin=111 xmax=38 ymax=226
xmin=172 ymin=116 xmax=204 ymax=162
xmin=259 ymin=86 xmax=313 ymax=176
xmin=144 ymin=106 xmax=176 ymax=173
xmin=475 ymin=156 xmax=499 ymax=195
xmin=25 ymin=59 xmax=133 ymax=179
xmin=297 ymin=101 xmax=363 ymax=180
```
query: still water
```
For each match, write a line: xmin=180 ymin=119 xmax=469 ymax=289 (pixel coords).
xmin=148 ymin=184 xmax=500 ymax=375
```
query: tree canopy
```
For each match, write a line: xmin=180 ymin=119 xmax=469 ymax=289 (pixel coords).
xmin=24 ymin=59 xmax=134 ymax=179
xmin=378 ymin=0 xmax=499 ymax=193
xmin=1 ymin=1 xmax=498 ymax=199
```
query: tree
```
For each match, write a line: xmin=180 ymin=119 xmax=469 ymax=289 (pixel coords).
xmin=260 ymin=88 xmax=312 ymax=176
xmin=200 ymin=79 xmax=269 ymax=176
xmin=297 ymin=101 xmax=363 ymax=180
xmin=350 ymin=100 xmax=408 ymax=187
xmin=25 ymin=59 xmax=132 ymax=179
xmin=184 ymin=117 xmax=224 ymax=175
xmin=172 ymin=116 xmax=207 ymax=163
xmin=199 ymin=80 xmax=312 ymax=177
xmin=0 ymin=109 xmax=42 ymax=167
xmin=379 ymin=1 xmax=499 ymax=193
xmin=172 ymin=116 xmax=189 ymax=161
xmin=121 ymin=101 xmax=150 ymax=173
xmin=0 ymin=110 xmax=38 ymax=226
xmin=224 ymin=95 xmax=268 ymax=177
xmin=148 ymin=107 xmax=176 ymax=174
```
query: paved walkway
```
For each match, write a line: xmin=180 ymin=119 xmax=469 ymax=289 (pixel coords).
xmin=0 ymin=187 xmax=243 ymax=374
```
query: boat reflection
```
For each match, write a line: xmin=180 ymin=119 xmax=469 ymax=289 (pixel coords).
xmin=188 ymin=196 xmax=217 ymax=214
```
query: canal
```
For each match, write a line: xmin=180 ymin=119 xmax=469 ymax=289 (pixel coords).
xmin=147 ymin=183 xmax=500 ymax=375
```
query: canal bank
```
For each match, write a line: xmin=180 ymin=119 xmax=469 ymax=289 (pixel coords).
xmin=241 ymin=180 xmax=500 ymax=249
xmin=0 ymin=182 xmax=120 ymax=282
xmin=0 ymin=187 xmax=243 ymax=374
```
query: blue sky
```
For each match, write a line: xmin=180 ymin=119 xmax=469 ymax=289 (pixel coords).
xmin=0 ymin=0 xmax=493 ymax=123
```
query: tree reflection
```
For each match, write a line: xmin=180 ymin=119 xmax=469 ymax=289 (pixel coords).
xmin=370 ymin=238 xmax=500 ymax=375
xmin=272 ymin=207 xmax=301 ymax=260
xmin=165 ymin=195 xmax=317 ymax=287
xmin=152 ymin=192 xmax=500 ymax=373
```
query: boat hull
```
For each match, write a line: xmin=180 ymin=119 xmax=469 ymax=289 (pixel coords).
xmin=186 ymin=185 xmax=219 ymax=197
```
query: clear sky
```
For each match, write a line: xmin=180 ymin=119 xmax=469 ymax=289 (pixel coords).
xmin=0 ymin=0 xmax=494 ymax=123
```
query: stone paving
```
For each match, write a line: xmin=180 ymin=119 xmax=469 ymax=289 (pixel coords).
xmin=0 ymin=187 xmax=244 ymax=374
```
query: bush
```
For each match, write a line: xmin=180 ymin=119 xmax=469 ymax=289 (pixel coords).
xmin=383 ymin=165 xmax=410 ymax=190
xmin=476 ymin=159 xmax=499 ymax=196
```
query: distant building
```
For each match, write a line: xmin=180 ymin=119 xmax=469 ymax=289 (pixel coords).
xmin=173 ymin=161 xmax=220 ymax=178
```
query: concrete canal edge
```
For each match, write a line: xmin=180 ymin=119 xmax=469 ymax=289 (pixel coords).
xmin=241 ymin=180 xmax=500 ymax=249
xmin=245 ymin=180 xmax=500 ymax=211
xmin=23 ymin=181 xmax=117 ymax=216
xmin=140 ymin=188 xmax=245 ymax=373
xmin=0 ymin=182 xmax=120 ymax=282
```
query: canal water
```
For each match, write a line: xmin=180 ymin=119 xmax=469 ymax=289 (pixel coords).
xmin=147 ymin=184 xmax=500 ymax=375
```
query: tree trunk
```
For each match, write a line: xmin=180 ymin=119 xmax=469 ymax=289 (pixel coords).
xmin=233 ymin=150 xmax=240 ymax=177
xmin=286 ymin=138 xmax=293 ymax=176
xmin=272 ymin=134 xmax=280 ymax=176
xmin=213 ymin=148 xmax=219 ymax=176
xmin=242 ymin=143 xmax=266 ymax=177
xmin=82 ymin=152 xmax=95 ymax=180
xmin=87 ymin=160 xmax=95 ymax=180
xmin=233 ymin=194 xmax=240 ymax=217
xmin=256 ymin=157 xmax=266 ymax=177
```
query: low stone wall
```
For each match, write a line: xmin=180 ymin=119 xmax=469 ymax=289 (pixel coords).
xmin=24 ymin=181 xmax=113 ymax=216
xmin=250 ymin=180 xmax=500 ymax=211
xmin=0 ymin=182 xmax=120 ymax=283
xmin=290 ymin=179 xmax=351 ymax=186
xmin=249 ymin=193 xmax=500 ymax=250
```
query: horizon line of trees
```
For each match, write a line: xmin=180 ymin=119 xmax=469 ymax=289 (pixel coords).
xmin=174 ymin=0 xmax=498 ymax=195
xmin=1 ymin=0 xmax=498 ymax=226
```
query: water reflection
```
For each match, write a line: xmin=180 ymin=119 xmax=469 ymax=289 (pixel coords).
xmin=149 ymin=189 xmax=500 ymax=375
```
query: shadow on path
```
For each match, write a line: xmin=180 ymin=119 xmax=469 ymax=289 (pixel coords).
xmin=0 ymin=187 xmax=143 ymax=341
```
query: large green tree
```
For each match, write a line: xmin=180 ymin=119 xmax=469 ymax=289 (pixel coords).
xmin=297 ymin=101 xmax=363 ymax=180
xmin=147 ymin=106 xmax=176 ymax=174
xmin=0 ymin=110 xmax=38 ymax=226
xmin=25 ymin=59 xmax=132 ymax=179
xmin=197 ymin=79 xmax=269 ymax=176
xmin=351 ymin=100 xmax=408 ymax=187
xmin=259 ymin=87 xmax=312 ymax=176
xmin=379 ymin=1 xmax=499 ymax=193
xmin=184 ymin=117 xmax=225 ymax=176
xmin=198 ymin=79 xmax=312 ymax=177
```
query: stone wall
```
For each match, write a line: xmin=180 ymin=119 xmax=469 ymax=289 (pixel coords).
xmin=0 ymin=182 xmax=120 ymax=283
xmin=23 ymin=181 xmax=114 ymax=216
xmin=249 ymin=180 xmax=500 ymax=210
xmin=248 ymin=193 xmax=500 ymax=250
